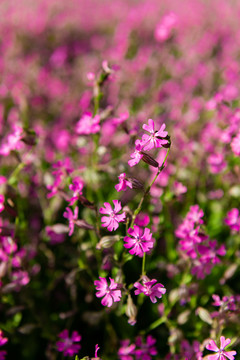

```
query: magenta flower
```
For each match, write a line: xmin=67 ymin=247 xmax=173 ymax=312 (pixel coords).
xmin=225 ymin=208 xmax=240 ymax=232
xmin=0 ymin=331 xmax=8 ymax=347
xmin=118 ymin=340 xmax=136 ymax=360
xmin=76 ymin=111 xmax=100 ymax=135
xmin=141 ymin=119 xmax=168 ymax=151
xmin=68 ymin=177 xmax=84 ymax=205
xmin=206 ymin=336 xmax=236 ymax=360
xmin=63 ymin=207 xmax=79 ymax=236
xmin=135 ymin=335 xmax=157 ymax=360
xmin=0 ymin=195 xmax=4 ymax=213
xmin=124 ymin=225 xmax=154 ymax=257
xmin=0 ymin=351 xmax=7 ymax=360
xmin=99 ymin=200 xmax=126 ymax=231
xmin=128 ymin=140 xmax=144 ymax=167
xmin=134 ymin=276 xmax=166 ymax=303
xmin=231 ymin=131 xmax=240 ymax=156
xmin=115 ymin=173 xmax=133 ymax=192
xmin=56 ymin=329 xmax=81 ymax=357
xmin=94 ymin=277 xmax=122 ymax=307
xmin=207 ymin=153 xmax=226 ymax=174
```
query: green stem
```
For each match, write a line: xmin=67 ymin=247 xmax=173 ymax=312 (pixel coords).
xmin=130 ymin=147 xmax=170 ymax=228
xmin=142 ymin=252 xmax=146 ymax=276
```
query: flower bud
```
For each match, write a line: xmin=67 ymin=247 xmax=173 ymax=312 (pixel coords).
xmin=126 ymin=176 xmax=144 ymax=190
xmin=96 ymin=235 xmax=120 ymax=249
xmin=126 ymin=295 xmax=137 ymax=326
xmin=140 ymin=152 xmax=159 ymax=168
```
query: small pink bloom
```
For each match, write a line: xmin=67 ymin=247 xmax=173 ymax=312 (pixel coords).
xmin=155 ymin=12 xmax=178 ymax=42
xmin=56 ymin=329 xmax=81 ymax=357
xmin=173 ymin=181 xmax=187 ymax=196
xmin=76 ymin=112 xmax=100 ymax=135
xmin=0 ymin=195 xmax=4 ymax=213
xmin=134 ymin=276 xmax=166 ymax=303
xmin=231 ymin=131 xmax=240 ymax=156
xmin=63 ymin=207 xmax=79 ymax=236
xmin=0 ymin=330 xmax=8 ymax=347
xmin=206 ymin=336 xmax=236 ymax=360
xmin=225 ymin=208 xmax=240 ymax=232
xmin=207 ymin=153 xmax=226 ymax=174
xmin=135 ymin=335 xmax=157 ymax=360
xmin=118 ymin=340 xmax=136 ymax=360
xmin=124 ymin=225 xmax=154 ymax=257
xmin=141 ymin=120 xmax=168 ymax=151
xmin=68 ymin=177 xmax=84 ymax=205
xmin=135 ymin=213 xmax=150 ymax=227
xmin=115 ymin=173 xmax=133 ymax=192
xmin=94 ymin=277 xmax=121 ymax=307
xmin=99 ymin=200 xmax=126 ymax=231
xmin=128 ymin=140 xmax=144 ymax=167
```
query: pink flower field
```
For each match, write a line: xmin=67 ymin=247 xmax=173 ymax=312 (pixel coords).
xmin=0 ymin=0 xmax=239 ymax=359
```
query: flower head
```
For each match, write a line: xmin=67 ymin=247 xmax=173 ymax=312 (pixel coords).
xmin=63 ymin=207 xmax=79 ymax=236
xmin=94 ymin=277 xmax=122 ymax=307
xmin=124 ymin=225 xmax=154 ymax=257
xmin=99 ymin=200 xmax=126 ymax=231
xmin=141 ymin=120 xmax=168 ymax=151
xmin=225 ymin=208 xmax=240 ymax=232
xmin=115 ymin=173 xmax=133 ymax=192
xmin=134 ymin=276 xmax=166 ymax=303
xmin=56 ymin=329 xmax=81 ymax=357
xmin=206 ymin=336 xmax=236 ymax=360
xmin=76 ymin=111 xmax=100 ymax=135
xmin=128 ymin=140 xmax=144 ymax=167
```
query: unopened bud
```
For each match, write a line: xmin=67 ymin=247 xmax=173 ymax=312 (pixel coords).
xmin=78 ymin=195 xmax=95 ymax=209
xmin=126 ymin=177 xmax=144 ymax=190
xmin=140 ymin=152 xmax=159 ymax=168
xmin=96 ymin=235 xmax=120 ymax=249
xmin=126 ymin=295 xmax=137 ymax=326
xmin=74 ymin=219 xmax=94 ymax=230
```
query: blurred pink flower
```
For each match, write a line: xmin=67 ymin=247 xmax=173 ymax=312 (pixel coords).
xmin=115 ymin=173 xmax=133 ymax=192
xmin=63 ymin=207 xmax=79 ymax=236
xmin=76 ymin=112 xmax=100 ymax=135
xmin=225 ymin=208 xmax=240 ymax=232
xmin=141 ymin=120 xmax=168 ymax=151
xmin=56 ymin=329 xmax=81 ymax=357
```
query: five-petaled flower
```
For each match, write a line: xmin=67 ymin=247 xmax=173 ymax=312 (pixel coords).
xmin=124 ymin=225 xmax=154 ymax=257
xmin=63 ymin=207 xmax=79 ymax=236
xmin=99 ymin=200 xmax=126 ymax=231
xmin=134 ymin=276 xmax=166 ymax=303
xmin=141 ymin=119 xmax=168 ymax=151
xmin=115 ymin=173 xmax=133 ymax=192
xmin=94 ymin=277 xmax=122 ymax=307
xmin=56 ymin=329 xmax=81 ymax=357
xmin=206 ymin=336 xmax=236 ymax=360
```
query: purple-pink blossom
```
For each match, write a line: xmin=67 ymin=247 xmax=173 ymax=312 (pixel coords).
xmin=94 ymin=277 xmax=122 ymax=307
xmin=128 ymin=140 xmax=144 ymax=167
xmin=63 ymin=207 xmax=79 ymax=236
xmin=231 ymin=131 xmax=240 ymax=156
xmin=206 ymin=336 xmax=236 ymax=360
xmin=99 ymin=200 xmax=126 ymax=231
xmin=135 ymin=335 xmax=157 ymax=360
xmin=115 ymin=173 xmax=133 ymax=192
xmin=76 ymin=111 xmax=100 ymax=135
xmin=124 ymin=225 xmax=154 ymax=257
xmin=56 ymin=329 xmax=81 ymax=357
xmin=141 ymin=119 xmax=168 ymax=151
xmin=225 ymin=208 xmax=240 ymax=232
xmin=134 ymin=276 xmax=166 ymax=303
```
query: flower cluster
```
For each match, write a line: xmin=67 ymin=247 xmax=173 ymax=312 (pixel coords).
xmin=56 ymin=330 xmax=81 ymax=357
xmin=118 ymin=335 xmax=157 ymax=360
xmin=175 ymin=205 xmax=226 ymax=278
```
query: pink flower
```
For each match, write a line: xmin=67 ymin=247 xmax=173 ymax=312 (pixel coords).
xmin=173 ymin=181 xmax=187 ymax=196
xmin=0 ymin=351 xmax=7 ymax=360
xmin=124 ymin=225 xmax=154 ymax=257
xmin=134 ymin=213 xmax=150 ymax=227
xmin=76 ymin=112 xmax=100 ymax=135
xmin=94 ymin=277 xmax=122 ymax=307
xmin=141 ymin=120 xmax=168 ymax=151
xmin=225 ymin=208 xmax=240 ymax=232
xmin=63 ymin=207 xmax=79 ymax=236
xmin=206 ymin=336 xmax=236 ymax=360
xmin=135 ymin=335 xmax=157 ymax=360
xmin=134 ymin=276 xmax=166 ymax=303
xmin=115 ymin=173 xmax=133 ymax=192
xmin=118 ymin=340 xmax=136 ymax=360
xmin=231 ymin=131 xmax=240 ymax=156
xmin=56 ymin=329 xmax=81 ymax=357
xmin=0 ymin=195 xmax=4 ymax=213
xmin=128 ymin=140 xmax=144 ymax=167
xmin=68 ymin=177 xmax=84 ymax=205
xmin=0 ymin=331 xmax=8 ymax=347
xmin=155 ymin=12 xmax=178 ymax=42
xmin=99 ymin=200 xmax=126 ymax=231
xmin=207 ymin=153 xmax=226 ymax=174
